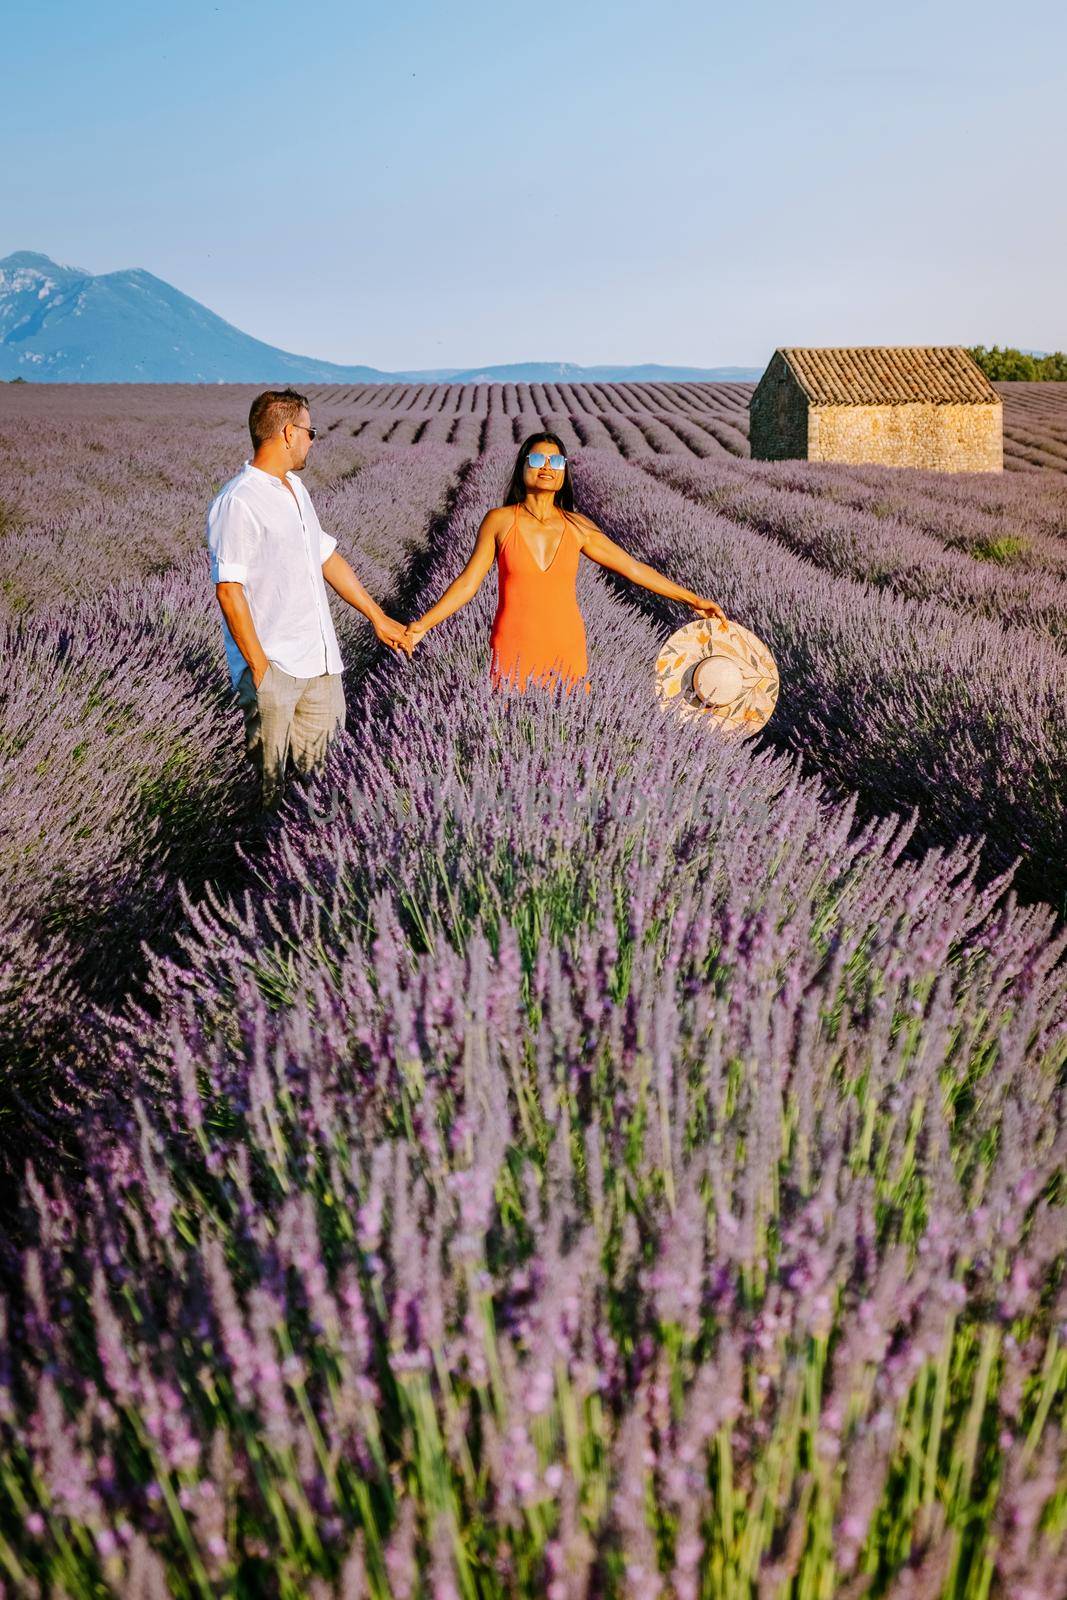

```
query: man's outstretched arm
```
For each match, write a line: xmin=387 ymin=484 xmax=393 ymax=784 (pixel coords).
xmin=321 ymin=551 xmax=411 ymax=653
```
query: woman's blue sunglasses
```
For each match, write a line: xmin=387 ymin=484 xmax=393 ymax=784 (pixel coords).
xmin=527 ymin=451 xmax=567 ymax=471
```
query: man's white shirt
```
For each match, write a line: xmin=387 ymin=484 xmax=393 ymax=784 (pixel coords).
xmin=205 ymin=461 xmax=343 ymax=687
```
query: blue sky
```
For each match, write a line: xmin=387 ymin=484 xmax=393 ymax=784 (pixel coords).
xmin=4 ymin=0 xmax=1065 ymax=369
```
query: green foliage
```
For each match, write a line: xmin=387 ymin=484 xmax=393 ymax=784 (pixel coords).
xmin=969 ymin=534 xmax=1028 ymax=564
xmin=967 ymin=345 xmax=1067 ymax=381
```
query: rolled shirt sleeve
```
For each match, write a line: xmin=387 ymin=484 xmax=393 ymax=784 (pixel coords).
xmin=206 ymin=492 xmax=258 ymax=584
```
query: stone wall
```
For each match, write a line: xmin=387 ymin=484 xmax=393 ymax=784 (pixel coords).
xmin=808 ymin=402 xmax=1003 ymax=471
xmin=748 ymin=354 xmax=809 ymax=460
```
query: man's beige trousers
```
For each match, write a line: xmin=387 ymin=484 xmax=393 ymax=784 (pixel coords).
xmin=235 ymin=663 xmax=345 ymax=809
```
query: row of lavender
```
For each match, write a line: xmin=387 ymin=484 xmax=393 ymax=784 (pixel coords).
xmin=6 ymin=380 xmax=1066 ymax=490
xmin=0 ymin=388 xmax=390 ymax=619
xmin=5 ymin=382 xmax=1062 ymax=650
xmin=5 ymin=387 xmax=1063 ymax=669
xmin=2 ymin=385 xmax=1063 ymax=1069
xmin=640 ymin=454 xmax=1067 ymax=641
xmin=572 ymin=449 xmax=1067 ymax=909
xmin=0 ymin=438 xmax=463 ymax=1165
xmin=300 ymin=378 xmax=1067 ymax=476
xmin=303 ymin=382 xmax=1067 ymax=608
xmin=2 ymin=450 xmax=1064 ymax=1596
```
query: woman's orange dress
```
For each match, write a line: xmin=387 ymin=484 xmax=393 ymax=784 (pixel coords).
xmin=489 ymin=504 xmax=591 ymax=694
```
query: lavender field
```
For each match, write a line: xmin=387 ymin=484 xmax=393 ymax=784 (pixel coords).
xmin=0 ymin=380 xmax=1065 ymax=1599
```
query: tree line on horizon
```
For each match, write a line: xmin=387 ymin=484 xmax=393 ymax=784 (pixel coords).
xmin=966 ymin=344 xmax=1067 ymax=380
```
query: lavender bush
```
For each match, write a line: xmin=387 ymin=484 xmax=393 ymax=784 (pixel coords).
xmin=691 ymin=458 xmax=1067 ymax=573
xmin=0 ymin=391 xmax=1064 ymax=1597
xmin=0 ymin=445 xmax=462 ymax=1172
xmin=572 ymin=450 xmax=1067 ymax=909
xmin=638 ymin=455 xmax=1067 ymax=641
xmin=0 ymin=385 xmax=381 ymax=615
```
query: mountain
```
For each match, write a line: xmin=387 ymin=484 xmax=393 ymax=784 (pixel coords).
xmin=397 ymin=361 xmax=762 ymax=383
xmin=0 ymin=252 xmax=762 ymax=384
xmin=0 ymin=252 xmax=392 ymax=383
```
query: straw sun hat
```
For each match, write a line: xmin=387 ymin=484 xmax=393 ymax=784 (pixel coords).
xmin=654 ymin=616 xmax=779 ymax=735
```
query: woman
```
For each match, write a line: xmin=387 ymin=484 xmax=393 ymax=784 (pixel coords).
xmin=408 ymin=433 xmax=728 ymax=692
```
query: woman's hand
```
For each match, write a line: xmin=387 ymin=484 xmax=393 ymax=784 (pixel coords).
xmin=374 ymin=612 xmax=413 ymax=653
xmin=691 ymin=596 xmax=731 ymax=630
xmin=407 ymin=620 xmax=429 ymax=650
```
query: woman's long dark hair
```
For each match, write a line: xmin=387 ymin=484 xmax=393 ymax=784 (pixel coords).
xmin=503 ymin=431 xmax=576 ymax=512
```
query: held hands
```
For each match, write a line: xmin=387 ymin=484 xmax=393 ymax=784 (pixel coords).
xmin=373 ymin=609 xmax=429 ymax=658
xmin=374 ymin=613 xmax=414 ymax=655
xmin=690 ymin=596 xmax=730 ymax=631
xmin=399 ymin=615 xmax=429 ymax=651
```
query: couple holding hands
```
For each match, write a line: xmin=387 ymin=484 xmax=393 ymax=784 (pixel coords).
xmin=207 ymin=388 xmax=727 ymax=808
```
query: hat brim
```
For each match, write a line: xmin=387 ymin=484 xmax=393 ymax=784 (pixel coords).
xmin=654 ymin=618 xmax=779 ymax=735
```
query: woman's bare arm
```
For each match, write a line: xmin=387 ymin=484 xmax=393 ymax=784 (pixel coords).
xmin=409 ymin=510 xmax=504 ymax=640
xmin=568 ymin=511 xmax=729 ymax=626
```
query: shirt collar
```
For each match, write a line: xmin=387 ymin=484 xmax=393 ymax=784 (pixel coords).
xmin=243 ymin=460 xmax=299 ymax=491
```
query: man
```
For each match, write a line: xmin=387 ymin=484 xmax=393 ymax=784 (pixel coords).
xmin=206 ymin=388 xmax=410 ymax=809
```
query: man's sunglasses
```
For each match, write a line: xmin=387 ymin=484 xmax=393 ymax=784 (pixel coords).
xmin=527 ymin=451 xmax=566 ymax=470
xmin=290 ymin=422 xmax=318 ymax=440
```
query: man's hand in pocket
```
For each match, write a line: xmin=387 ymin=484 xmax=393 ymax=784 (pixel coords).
xmin=252 ymin=659 xmax=271 ymax=690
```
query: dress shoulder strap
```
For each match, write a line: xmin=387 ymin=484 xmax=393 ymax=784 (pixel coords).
xmin=498 ymin=502 xmax=520 ymax=552
xmin=557 ymin=506 xmax=582 ymax=545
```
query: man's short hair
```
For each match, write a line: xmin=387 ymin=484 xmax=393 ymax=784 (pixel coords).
xmin=248 ymin=388 xmax=309 ymax=450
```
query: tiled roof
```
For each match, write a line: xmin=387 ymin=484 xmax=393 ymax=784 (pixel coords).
xmin=774 ymin=347 xmax=1000 ymax=406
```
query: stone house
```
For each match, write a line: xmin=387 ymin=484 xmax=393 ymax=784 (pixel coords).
xmin=749 ymin=347 xmax=1003 ymax=471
